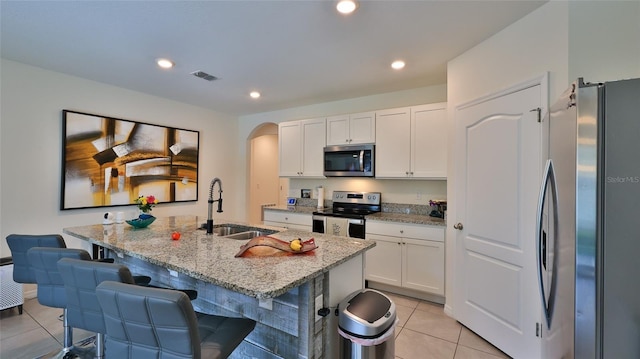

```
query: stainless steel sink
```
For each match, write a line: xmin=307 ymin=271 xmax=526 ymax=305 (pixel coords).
xmin=211 ymin=226 xmax=245 ymax=236
xmin=225 ymin=230 xmax=273 ymax=240
xmin=201 ymin=223 xmax=277 ymax=240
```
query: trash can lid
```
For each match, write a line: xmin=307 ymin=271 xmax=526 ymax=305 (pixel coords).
xmin=338 ymin=289 xmax=396 ymax=338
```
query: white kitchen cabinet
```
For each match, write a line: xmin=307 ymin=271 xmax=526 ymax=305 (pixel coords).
xmin=374 ymin=107 xmax=411 ymax=177
xmin=263 ymin=210 xmax=312 ymax=231
xmin=375 ymin=103 xmax=447 ymax=179
xmin=365 ymin=221 xmax=445 ymax=296
xmin=402 ymin=237 xmax=445 ymax=294
xmin=411 ymin=103 xmax=447 ymax=178
xmin=278 ymin=118 xmax=326 ymax=177
xmin=326 ymin=111 xmax=375 ymax=145
xmin=365 ymin=234 xmax=402 ymax=286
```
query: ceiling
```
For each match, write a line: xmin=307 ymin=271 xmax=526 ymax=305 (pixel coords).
xmin=0 ymin=1 xmax=546 ymax=116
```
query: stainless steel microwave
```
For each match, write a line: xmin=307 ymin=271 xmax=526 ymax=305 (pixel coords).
xmin=323 ymin=144 xmax=374 ymax=177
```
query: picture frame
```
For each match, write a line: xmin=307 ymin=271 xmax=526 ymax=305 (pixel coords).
xmin=61 ymin=110 xmax=199 ymax=210
xmin=301 ymin=189 xmax=311 ymax=198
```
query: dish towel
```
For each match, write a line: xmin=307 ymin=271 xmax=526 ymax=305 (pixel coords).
xmin=326 ymin=217 xmax=348 ymax=237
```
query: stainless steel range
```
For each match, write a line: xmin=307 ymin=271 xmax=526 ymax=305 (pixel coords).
xmin=312 ymin=191 xmax=381 ymax=239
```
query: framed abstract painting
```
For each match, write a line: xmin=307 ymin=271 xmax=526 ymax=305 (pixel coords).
xmin=61 ymin=110 xmax=199 ymax=210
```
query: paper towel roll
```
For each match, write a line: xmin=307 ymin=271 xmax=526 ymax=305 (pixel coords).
xmin=317 ymin=187 xmax=324 ymax=209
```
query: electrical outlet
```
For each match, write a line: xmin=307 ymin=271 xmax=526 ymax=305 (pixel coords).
xmin=416 ymin=191 xmax=422 ymax=200
xmin=315 ymin=294 xmax=324 ymax=322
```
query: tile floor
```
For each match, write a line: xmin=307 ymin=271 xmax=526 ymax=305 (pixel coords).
xmin=1 ymin=293 xmax=510 ymax=359
xmin=386 ymin=292 xmax=510 ymax=359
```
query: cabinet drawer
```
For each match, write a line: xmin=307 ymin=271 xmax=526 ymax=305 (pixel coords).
xmin=367 ymin=220 xmax=444 ymax=241
xmin=263 ymin=211 xmax=311 ymax=227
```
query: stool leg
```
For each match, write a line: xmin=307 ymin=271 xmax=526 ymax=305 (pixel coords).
xmin=95 ymin=333 xmax=104 ymax=359
xmin=62 ymin=308 xmax=74 ymax=352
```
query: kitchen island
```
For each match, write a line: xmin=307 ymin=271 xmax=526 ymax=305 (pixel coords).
xmin=63 ymin=215 xmax=374 ymax=359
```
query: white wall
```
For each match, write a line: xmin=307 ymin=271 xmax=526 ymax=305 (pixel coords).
xmin=236 ymin=84 xmax=449 ymax=208
xmin=445 ymin=0 xmax=640 ymax=314
xmin=569 ymin=1 xmax=640 ymax=83
xmin=0 ymin=59 xmax=240 ymax=257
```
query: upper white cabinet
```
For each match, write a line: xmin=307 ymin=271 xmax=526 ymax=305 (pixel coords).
xmin=375 ymin=103 xmax=447 ymax=179
xmin=374 ymin=107 xmax=411 ymax=177
xmin=411 ymin=104 xmax=447 ymax=178
xmin=279 ymin=118 xmax=326 ymax=177
xmin=326 ymin=111 xmax=375 ymax=146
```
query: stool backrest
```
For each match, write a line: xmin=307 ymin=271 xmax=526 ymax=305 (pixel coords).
xmin=96 ymin=281 xmax=201 ymax=359
xmin=27 ymin=247 xmax=91 ymax=308
xmin=6 ymin=234 xmax=66 ymax=283
xmin=57 ymin=258 xmax=136 ymax=334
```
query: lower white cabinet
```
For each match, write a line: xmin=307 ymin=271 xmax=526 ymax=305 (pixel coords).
xmin=263 ymin=210 xmax=312 ymax=232
xmin=365 ymin=221 xmax=444 ymax=296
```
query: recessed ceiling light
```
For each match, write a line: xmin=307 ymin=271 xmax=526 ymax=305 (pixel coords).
xmin=391 ymin=60 xmax=406 ymax=70
xmin=336 ymin=0 xmax=358 ymax=14
xmin=250 ymin=91 xmax=261 ymax=99
xmin=156 ymin=58 xmax=174 ymax=69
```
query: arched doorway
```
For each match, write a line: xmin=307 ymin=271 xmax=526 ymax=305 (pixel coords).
xmin=246 ymin=123 xmax=284 ymax=224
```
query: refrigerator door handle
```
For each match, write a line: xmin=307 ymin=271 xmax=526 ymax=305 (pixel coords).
xmin=537 ymin=159 xmax=556 ymax=329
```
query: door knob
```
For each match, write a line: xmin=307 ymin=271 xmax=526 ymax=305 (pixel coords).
xmin=453 ymin=222 xmax=464 ymax=230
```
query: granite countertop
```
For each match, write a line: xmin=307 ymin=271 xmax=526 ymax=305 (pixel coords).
xmin=365 ymin=212 xmax=445 ymax=226
xmin=63 ymin=215 xmax=374 ymax=299
xmin=265 ymin=205 xmax=446 ymax=227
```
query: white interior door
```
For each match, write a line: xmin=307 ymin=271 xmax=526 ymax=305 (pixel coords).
xmin=454 ymin=80 xmax=545 ymax=358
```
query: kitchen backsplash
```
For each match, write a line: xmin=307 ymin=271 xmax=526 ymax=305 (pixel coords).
xmin=295 ymin=197 xmax=435 ymax=216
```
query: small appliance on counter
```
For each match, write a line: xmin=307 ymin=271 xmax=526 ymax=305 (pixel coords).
xmin=428 ymin=200 xmax=447 ymax=218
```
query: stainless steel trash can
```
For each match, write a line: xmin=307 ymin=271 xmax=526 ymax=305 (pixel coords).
xmin=338 ymin=289 xmax=396 ymax=359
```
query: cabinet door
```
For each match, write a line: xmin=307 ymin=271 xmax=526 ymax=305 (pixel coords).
xmin=375 ymin=107 xmax=411 ymax=177
xmin=411 ymin=103 xmax=447 ymax=178
xmin=402 ymin=238 xmax=445 ymax=295
xmin=326 ymin=115 xmax=350 ymax=146
xmin=279 ymin=121 xmax=302 ymax=176
xmin=300 ymin=118 xmax=326 ymax=177
xmin=348 ymin=111 xmax=375 ymax=144
xmin=365 ymin=234 xmax=402 ymax=286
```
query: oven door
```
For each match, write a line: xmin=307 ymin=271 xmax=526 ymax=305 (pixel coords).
xmin=312 ymin=215 xmax=326 ymax=234
xmin=312 ymin=215 xmax=365 ymax=239
xmin=346 ymin=218 xmax=365 ymax=239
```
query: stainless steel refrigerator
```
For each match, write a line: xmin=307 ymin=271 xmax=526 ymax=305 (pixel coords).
xmin=537 ymin=77 xmax=640 ymax=359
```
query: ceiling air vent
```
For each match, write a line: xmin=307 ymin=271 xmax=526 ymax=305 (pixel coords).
xmin=191 ymin=71 xmax=218 ymax=81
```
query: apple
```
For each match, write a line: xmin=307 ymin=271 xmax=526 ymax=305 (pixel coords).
xmin=171 ymin=231 xmax=181 ymax=241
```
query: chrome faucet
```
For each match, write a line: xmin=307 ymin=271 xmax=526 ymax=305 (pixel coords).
xmin=206 ymin=177 xmax=223 ymax=234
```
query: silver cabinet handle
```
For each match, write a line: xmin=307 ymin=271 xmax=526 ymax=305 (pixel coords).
xmin=453 ymin=223 xmax=463 ymax=230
